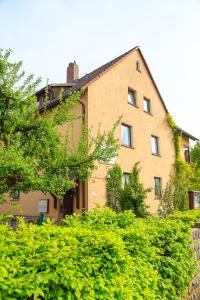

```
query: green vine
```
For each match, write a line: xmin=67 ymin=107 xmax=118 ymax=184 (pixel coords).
xmin=164 ymin=114 xmax=191 ymax=211
xmin=166 ymin=114 xmax=185 ymax=175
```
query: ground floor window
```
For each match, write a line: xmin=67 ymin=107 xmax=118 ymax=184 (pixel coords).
xmin=154 ymin=177 xmax=162 ymax=198
xmin=11 ymin=190 xmax=20 ymax=200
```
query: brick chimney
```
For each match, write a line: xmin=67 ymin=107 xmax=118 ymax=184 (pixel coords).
xmin=66 ymin=61 xmax=79 ymax=84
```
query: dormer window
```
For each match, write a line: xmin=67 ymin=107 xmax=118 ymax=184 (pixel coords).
xmin=136 ymin=60 xmax=141 ymax=72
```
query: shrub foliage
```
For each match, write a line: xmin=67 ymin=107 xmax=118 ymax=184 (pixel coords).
xmin=162 ymin=114 xmax=200 ymax=215
xmin=106 ymin=164 xmax=122 ymax=212
xmin=0 ymin=208 xmax=197 ymax=299
xmin=106 ymin=163 xmax=150 ymax=217
xmin=120 ymin=162 xmax=151 ymax=217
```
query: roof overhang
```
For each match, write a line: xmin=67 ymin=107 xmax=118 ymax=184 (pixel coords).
xmin=177 ymin=126 xmax=199 ymax=141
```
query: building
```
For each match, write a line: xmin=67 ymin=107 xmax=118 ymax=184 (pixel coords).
xmin=0 ymin=46 xmax=197 ymax=218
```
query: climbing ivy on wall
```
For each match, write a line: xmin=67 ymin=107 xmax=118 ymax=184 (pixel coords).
xmin=160 ymin=114 xmax=194 ymax=213
xmin=166 ymin=114 xmax=185 ymax=174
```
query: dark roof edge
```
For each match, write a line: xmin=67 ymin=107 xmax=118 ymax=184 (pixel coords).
xmin=40 ymin=46 xmax=169 ymax=114
xmin=177 ymin=126 xmax=199 ymax=141
xmin=71 ymin=46 xmax=169 ymax=114
xmin=36 ymin=83 xmax=74 ymax=95
xmin=83 ymin=46 xmax=139 ymax=88
xmin=137 ymin=49 xmax=168 ymax=113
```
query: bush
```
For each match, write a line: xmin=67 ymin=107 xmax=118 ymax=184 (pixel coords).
xmin=0 ymin=220 xmax=134 ymax=300
xmin=106 ymin=164 xmax=123 ymax=212
xmin=158 ymin=180 xmax=175 ymax=217
xmin=0 ymin=209 xmax=197 ymax=299
xmin=120 ymin=162 xmax=151 ymax=217
xmin=168 ymin=209 xmax=200 ymax=225
xmin=143 ymin=217 xmax=196 ymax=298
xmin=63 ymin=207 xmax=136 ymax=230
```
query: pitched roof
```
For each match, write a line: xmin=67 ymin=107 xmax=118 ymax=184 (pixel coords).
xmin=39 ymin=47 xmax=198 ymax=141
xmin=177 ymin=127 xmax=198 ymax=141
xmin=67 ymin=46 xmax=169 ymax=114
xmin=44 ymin=46 xmax=139 ymax=110
xmin=44 ymin=46 xmax=170 ymax=115
xmin=67 ymin=46 xmax=139 ymax=93
xmin=36 ymin=83 xmax=73 ymax=95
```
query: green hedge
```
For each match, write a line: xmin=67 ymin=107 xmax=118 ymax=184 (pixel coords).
xmin=0 ymin=208 xmax=198 ymax=299
xmin=168 ymin=209 xmax=200 ymax=225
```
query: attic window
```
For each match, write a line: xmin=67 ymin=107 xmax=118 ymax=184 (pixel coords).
xmin=136 ymin=60 xmax=141 ymax=72
xmin=144 ymin=97 xmax=151 ymax=114
xmin=128 ymin=88 xmax=137 ymax=106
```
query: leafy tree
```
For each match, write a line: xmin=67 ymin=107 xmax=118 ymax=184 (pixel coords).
xmin=0 ymin=49 xmax=119 ymax=203
xmin=191 ymin=141 xmax=200 ymax=168
xmin=158 ymin=180 xmax=174 ymax=217
xmin=173 ymin=169 xmax=191 ymax=211
xmin=120 ymin=162 xmax=150 ymax=217
xmin=106 ymin=164 xmax=123 ymax=212
xmin=163 ymin=114 xmax=200 ymax=214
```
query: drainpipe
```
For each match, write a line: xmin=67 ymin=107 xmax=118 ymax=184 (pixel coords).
xmin=79 ymin=100 xmax=85 ymax=124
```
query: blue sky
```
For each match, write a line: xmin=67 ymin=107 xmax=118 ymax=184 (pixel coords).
xmin=0 ymin=0 xmax=200 ymax=138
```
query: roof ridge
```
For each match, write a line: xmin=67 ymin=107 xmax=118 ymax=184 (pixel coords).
xmin=66 ymin=46 xmax=139 ymax=94
xmin=81 ymin=46 xmax=139 ymax=79
xmin=40 ymin=47 xmax=198 ymax=141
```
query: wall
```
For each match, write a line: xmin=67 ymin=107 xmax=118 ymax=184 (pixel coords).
xmin=0 ymin=191 xmax=57 ymax=218
xmin=87 ymin=49 xmax=175 ymax=213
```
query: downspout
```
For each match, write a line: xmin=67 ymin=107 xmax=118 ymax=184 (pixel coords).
xmin=79 ymin=100 xmax=85 ymax=123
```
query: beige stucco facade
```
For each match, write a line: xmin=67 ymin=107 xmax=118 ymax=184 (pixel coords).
xmin=1 ymin=48 xmax=193 ymax=218
xmin=0 ymin=191 xmax=57 ymax=218
xmin=86 ymin=49 xmax=175 ymax=213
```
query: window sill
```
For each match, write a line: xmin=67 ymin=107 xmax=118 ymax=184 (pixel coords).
xmin=121 ymin=144 xmax=134 ymax=149
xmin=144 ymin=111 xmax=153 ymax=116
xmin=152 ymin=153 xmax=161 ymax=157
xmin=128 ymin=102 xmax=139 ymax=108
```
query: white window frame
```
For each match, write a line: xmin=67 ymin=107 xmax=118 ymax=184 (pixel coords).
xmin=144 ymin=97 xmax=151 ymax=114
xmin=151 ymin=135 xmax=160 ymax=155
xmin=128 ymin=88 xmax=137 ymax=106
xmin=121 ymin=123 xmax=132 ymax=147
